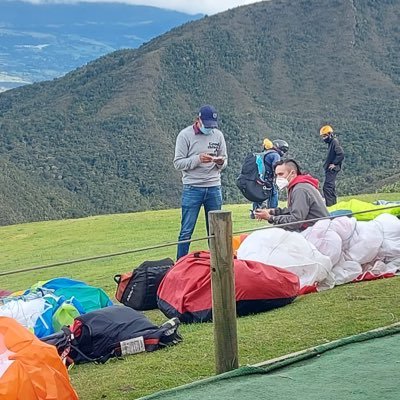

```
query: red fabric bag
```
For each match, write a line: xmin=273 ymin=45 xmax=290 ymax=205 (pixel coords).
xmin=157 ymin=251 xmax=299 ymax=323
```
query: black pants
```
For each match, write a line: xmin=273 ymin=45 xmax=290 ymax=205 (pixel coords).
xmin=323 ymin=169 xmax=339 ymax=207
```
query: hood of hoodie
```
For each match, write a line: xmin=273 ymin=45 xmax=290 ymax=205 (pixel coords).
xmin=288 ymin=174 xmax=319 ymax=190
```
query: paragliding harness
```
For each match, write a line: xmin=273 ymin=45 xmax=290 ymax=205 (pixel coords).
xmin=114 ymin=258 xmax=174 ymax=310
xmin=236 ymin=151 xmax=274 ymax=202
xmin=41 ymin=305 xmax=182 ymax=366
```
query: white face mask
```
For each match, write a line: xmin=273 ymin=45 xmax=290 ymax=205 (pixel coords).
xmin=276 ymin=176 xmax=289 ymax=190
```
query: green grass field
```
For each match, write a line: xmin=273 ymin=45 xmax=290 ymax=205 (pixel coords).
xmin=0 ymin=193 xmax=399 ymax=399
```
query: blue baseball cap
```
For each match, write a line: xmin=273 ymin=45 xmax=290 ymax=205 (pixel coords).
xmin=198 ymin=105 xmax=218 ymax=128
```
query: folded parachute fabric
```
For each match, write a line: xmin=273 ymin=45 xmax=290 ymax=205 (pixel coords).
xmin=374 ymin=200 xmax=400 ymax=205
xmin=0 ymin=297 xmax=52 ymax=337
xmin=29 ymin=277 xmax=113 ymax=313
xmin=0 ymin=277 xmax=112 ymax=338
xmin=237 ymin=213 xmax=400 ymax=293
xmin=237 ymin=229 xmax=334 ymax=294
xmin=0 ymin=316 xmax=78 ymax=400
xmin=303 ymin=214 xmax=400 ymax=285
xmin=328 ymin=199 xmax=400 ymax=221
xmin=0 ymin=290 xmax=11 ymax=299
xmin=157 ymin=250 xmax=299 ymax=323
xmin=0 ymin=294 xmax=83 ymax=338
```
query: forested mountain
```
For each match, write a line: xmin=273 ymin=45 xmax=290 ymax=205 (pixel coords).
xmin=0 ymin=0 xmax=399 ymax=225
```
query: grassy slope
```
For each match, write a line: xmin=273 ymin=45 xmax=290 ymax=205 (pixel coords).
xmin=1 ymin=0 xmax=400 ymax=226
xmin=0 ymin=193 xmax=399 ymax=399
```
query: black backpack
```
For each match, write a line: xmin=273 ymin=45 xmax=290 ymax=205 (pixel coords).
xmin=114 ymin=258 xmax=174 ymax=310
xmin=236 ymin=152 xmax=273 ymax=202
xmin=41 ymin=305 xmax=182 ymax=364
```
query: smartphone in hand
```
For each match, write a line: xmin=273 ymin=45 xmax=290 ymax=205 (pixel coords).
xmin=213 ymin=157 xmax=226 ymax=165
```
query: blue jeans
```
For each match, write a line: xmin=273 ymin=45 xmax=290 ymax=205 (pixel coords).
xmin=177 ymin=185 xmax=223 ymax=260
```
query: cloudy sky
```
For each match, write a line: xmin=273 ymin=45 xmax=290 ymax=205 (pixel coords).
xmin=18 ymin=0 xmax=265 ymax=15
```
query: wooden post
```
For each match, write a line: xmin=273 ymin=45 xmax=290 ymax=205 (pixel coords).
xmin=208 ymin=210 xmax=239 ymax=374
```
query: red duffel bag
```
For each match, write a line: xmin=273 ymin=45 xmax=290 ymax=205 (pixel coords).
xmin=157 ymin=251 xmax=299 ymax=323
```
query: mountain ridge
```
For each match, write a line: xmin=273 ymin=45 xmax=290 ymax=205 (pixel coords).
xmin=0 ymin=0 xmax=399 ymax=226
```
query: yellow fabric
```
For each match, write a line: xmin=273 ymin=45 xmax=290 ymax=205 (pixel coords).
xmin=263 ymin=138 xmax=273 ymax=149
xmin=328 ymin=199 xmax=400 ymax=220
xmin=10 ymin=290 xmax=25 ymax=297
xmin=319 ymin=125 xmax=333 ymax=136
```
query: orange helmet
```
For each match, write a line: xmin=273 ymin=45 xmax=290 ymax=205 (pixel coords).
xmin=319 ymin=125 xmax=333 ymax=136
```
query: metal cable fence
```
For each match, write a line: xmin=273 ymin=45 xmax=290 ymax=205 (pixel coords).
xmin=0 ymin=204 xmax=398 ymax=277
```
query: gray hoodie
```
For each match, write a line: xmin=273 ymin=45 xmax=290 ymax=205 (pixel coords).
xmin=173 ymin=125 xmax=227 ymax=187
xmin=270 ymin=174 xmax=329 ymax=231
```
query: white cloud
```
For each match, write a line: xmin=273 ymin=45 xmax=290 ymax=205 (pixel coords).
xmin=16 ymin=0 xmax=265 ymax=15
xmin=0 ymin=72 xmax=31 ymax=84
xmin=15 ymin=44 xmax=50 ymax=50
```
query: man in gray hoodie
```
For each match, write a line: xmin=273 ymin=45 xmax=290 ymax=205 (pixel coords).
xmin=254 ymin=159 xmax=329 ymax=231
xmin=174 ymin=105 xmax=228 ymax=260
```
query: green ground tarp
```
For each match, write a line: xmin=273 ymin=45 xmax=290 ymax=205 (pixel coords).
xmin=141 ymin=324 xmax=400 ymax=400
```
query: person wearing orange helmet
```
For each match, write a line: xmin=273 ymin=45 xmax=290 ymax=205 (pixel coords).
xmin=319 ymin=125 xmax=344 ymax=206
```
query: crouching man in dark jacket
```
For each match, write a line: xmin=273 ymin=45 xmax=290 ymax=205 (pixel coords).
xmin=254 ymin=159 xmax=329 ymax=231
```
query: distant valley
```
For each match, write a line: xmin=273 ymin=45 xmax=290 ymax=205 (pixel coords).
xmin=0 ymin=1 xmax=201 ymax=91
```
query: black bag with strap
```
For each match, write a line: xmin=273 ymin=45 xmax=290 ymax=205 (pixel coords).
xmin=236 ymin=152 xmax=273 ymax=202
xmin=114 ymin=258 xmax=174 ymax=310
xmin=41 ymin=305 xmax=182 ymax=365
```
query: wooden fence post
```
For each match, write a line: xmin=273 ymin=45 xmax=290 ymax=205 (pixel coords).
xmin=208 ymin=210 xmax=239 ymax=374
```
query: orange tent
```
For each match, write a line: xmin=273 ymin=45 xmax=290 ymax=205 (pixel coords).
xmin=0 ymin=316 xmax=78 ymax=399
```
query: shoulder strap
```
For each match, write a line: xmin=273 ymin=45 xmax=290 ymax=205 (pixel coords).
xmin=254 ymin=153 xmax=265 ymax=179
xmin=264 ymin=149 xmax=275 ymax=155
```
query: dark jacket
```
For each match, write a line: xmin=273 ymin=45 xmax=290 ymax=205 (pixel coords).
xmin=323 ymin=137 xmax=344 ymax=171
xmin=269 ymin=174 xmax=329 ymax=231
xmin=263 ymin=149 xmax=281 ymax=181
